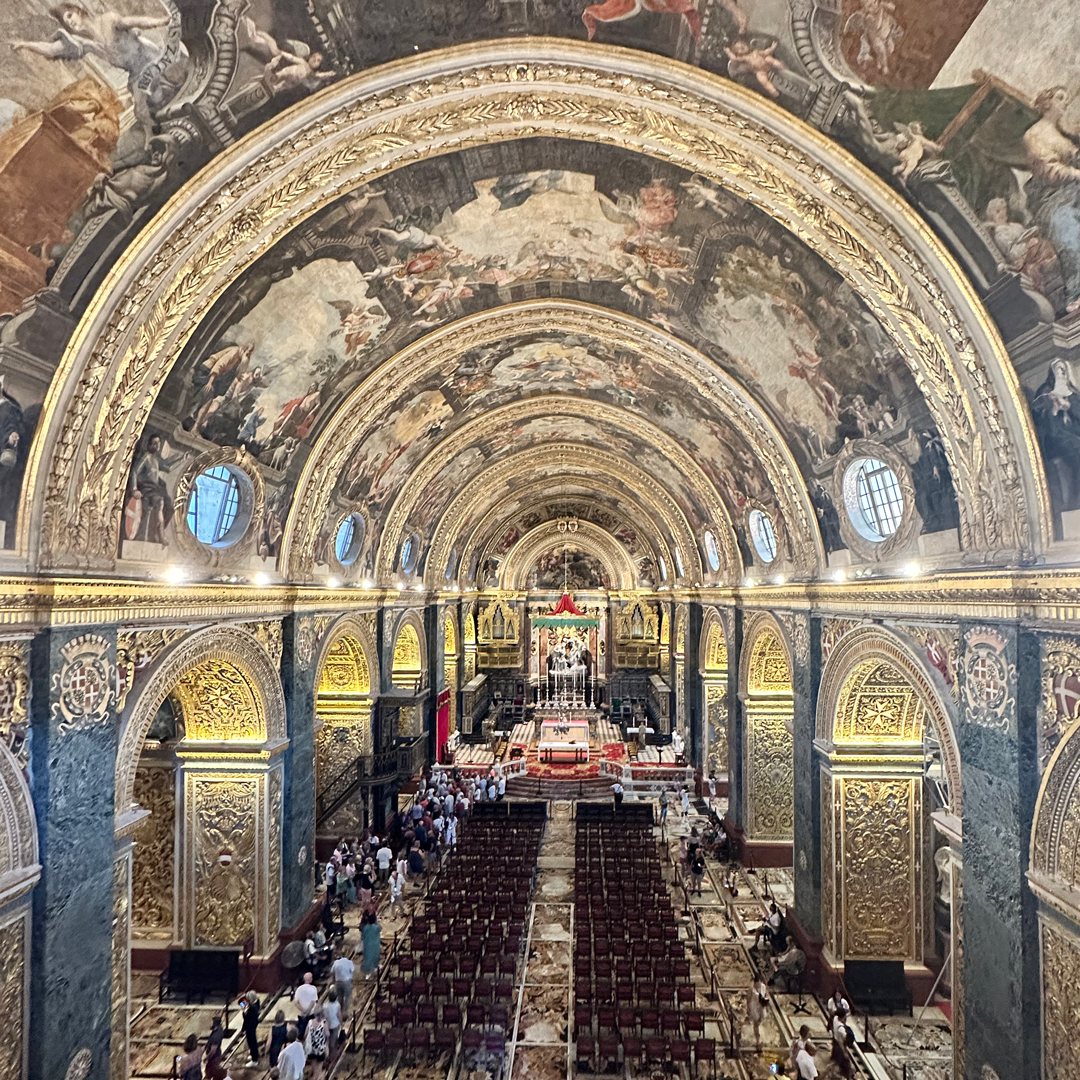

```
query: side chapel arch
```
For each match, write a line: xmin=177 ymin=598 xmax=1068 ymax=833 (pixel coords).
xmin=739 ymin=614 xmax=794 ymax=844
xmin=699 ymin=608 xmax=730 ymax=779
xmin=390 ymin=612 xmax=427 ymax=692
xmin=1031 ymin=714 xmax=1080 ymax=1080
xmin=815 ymin=626 xmax=963 ymax=975
xmin=313 ymin=616 xmax=379 ymax=817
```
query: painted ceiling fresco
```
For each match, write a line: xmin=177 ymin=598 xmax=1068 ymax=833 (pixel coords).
xmin=123 ymin=139 xmax=958 ymax=571
xmin=529 ymin=547 xmax=610 ymax=591
xmin=3 ymin=0 xmax=1078 ymax=553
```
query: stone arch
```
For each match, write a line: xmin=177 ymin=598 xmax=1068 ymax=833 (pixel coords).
xmin=390 ymin=613 xmax=426 ymax=692
xmin=699 ymin=608 xmax=730 ymax=779
xmin=816 ymin=625 xmax=963 ymax=815
xmin=739 ymin=614 xmax=794 ymax=843
xmin=499 ymin=519 xmax=637 ymax=592
xmin=313 ymin=615 xmax=379 ymax=698
xmin=816 ymin=624 xmax=962 ymax=968
xmin=1032 ymin=715 xmax=1080 ymax=897
xmin=0 ymin=742 xmax=39 ymax=901
xmin=444 ymin=612 xmax=457 ymax=656
xmin=115 ymin=624 xmax=287 ymax=821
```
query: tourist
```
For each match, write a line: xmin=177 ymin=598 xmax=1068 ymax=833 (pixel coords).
xmin=362 ymin=910 xmax=382 ymax=979
xmin=293 ymin=972 xmax=318 ymax=1038
xmin=747 ymin=975 xmax=769 ymax=1049
xmin=241 ymin=989 xmax=262 ymax=1067
xmin=446 ymin=813 xmax=458 ymax=848
xmin=689 ymin=848 xmax=706 ymax=895
xmin=331 ymin=950 xmax=355 ymax=1017
xmin=389 ymin=866 xmax=405 ymax=907
xmin=324 ymin=987 xmax=342 ymax=1053
xmin=303 ymin=931 xmax=318 ymax=971
xmin=358 ymin=861 xmax=374 ymax=906
xmin=266 ymin=1010 xmax=288 ymax=1068
xmin=278 ymin=1027 xmax=306 ymax=1080
xmin=680 ymin=786 xmax=690 ymax=816
xmin=788 ymin=1025 xmax=815 ymax=1074
xmin=659 ymin=788 xmax=669 ymax=826
xmin=612 ymin=779 xmax=624 ymax=809
xmin=831 ymin=1009 xmax=855 ymax=1078
xmin=203 ymin=1016 xmax=226 ymax=1080
xmin=487 ymin=775 xmax=497 ymax=801
xmin=796 ymin=1041 xmax=819 ymax=1079
xmin=360 ymin=899 xmax=378 ymax=928
xmin=304 ymin=1009 xmax=329 ymax=1079
xmin=408 ymin=840 xmax=425 ymax=880
xmin=707 ymin=774 xmax=717 ymax=809
xmin=826 ymin=989 xmax=850 ymax=1020
xmin=771 ymin=942 xmax=806 ymax=988
xmin=177 ymin=1033 xmax=202 ymax=1080
xmin=376 ymin=840 xmax=393 ymax=885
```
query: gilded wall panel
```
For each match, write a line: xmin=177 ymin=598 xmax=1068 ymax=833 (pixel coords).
xmin=834 ymin=660 xmax=924 ymax=744
xmin=705 ymin=682 xmax=727 ymax=776
xmin=1039 ymin=639 xmax=1080 ymax=773
xmin=745 ymin=707 xmax=794 ymax=841
xmin=268 ymin=767 xmax=282 ymax=941
xmin=132 ymin=765 xmax=174 ymax=937
xmin=841 ymin=777 xmax=920 ymax=960
xmin=1041 ymin=919 xmax=1080 ymax=1080
xmin=315 ymin=710 xmax=371 ymax=801
xmin=821 ymin=768 xmax=836 ymax=956
xmin=0 ymin=642 xmax=30 ymax=769
xmin=109 ymin=851 xmax=131 ymax=1080
xmin=0 ymin=912 xmax=26 ymax=1080
xmin=190 ymin=777 xmax=258 ymax=948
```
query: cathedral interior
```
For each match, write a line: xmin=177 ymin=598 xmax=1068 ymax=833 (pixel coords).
xmin=3 ymin=0 xmax=1080 ymax=1078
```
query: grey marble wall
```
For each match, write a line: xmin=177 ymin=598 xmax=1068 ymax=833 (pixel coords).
xmin=792 ymin=612 xmax=820 ymax=937
xmin=956 ymin=620 xmax=1041 ymax=1080
xmin=280 ymin=616 xmax=316 ymax=927
xmin=28 ymin=628 xmax=118 ymax=1080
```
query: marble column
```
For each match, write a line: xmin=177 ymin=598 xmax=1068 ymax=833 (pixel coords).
xmin=280 ymin=615 xmax=315 ymax=927
xmin=955 ymin=621 xmax=1040 ymax=1080
xmin=686 ymin=603 xmax=704 ymax=770
xmin=29 ymin=627 xmax=119 ymax=1080
xmin=727 ymin=607 xmax=746 ymax=831
xmin=793 ymin=612 xmax=820 ymax=936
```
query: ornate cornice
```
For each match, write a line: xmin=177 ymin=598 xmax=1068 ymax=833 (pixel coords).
xmin=23 ymin=41 xmax=1045 ymax=577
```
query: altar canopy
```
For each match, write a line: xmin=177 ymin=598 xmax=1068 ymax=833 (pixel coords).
xmin=532 ymin=592 xmax=599 ymax=628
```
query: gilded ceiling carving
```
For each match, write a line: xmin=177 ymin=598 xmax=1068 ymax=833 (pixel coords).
xmin=174 ymin=658 xmax=265 ymax=742
xmin=0 ymin=643 xmax=30 ymax=769
xmin=1041 ymin=918 xmax=1080 ymax=1080
xmin=132 ymin=766 xmax=175 ymax=937
xmin=26 ymin=44 xmax=1042 ymax=580
xmin=391 ymin=621 xmax=423 ymax=690
xmin=832 ymin=659 xmax=926 ymax=744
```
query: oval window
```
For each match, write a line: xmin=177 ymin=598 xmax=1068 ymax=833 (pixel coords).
xmin=400 ymin=533 xmax=421 ymax=574
xmin=445 ymin=549 xmax=458 ymax=581
xmin=186 ymin=465 xmax=251 ymax=547
xmin=658 ymin=556 xmax=668 ymax=582
xmin=334 ymin=513 xmax=365 ymax=565
xmin=845 ymin=457 xmax=904 ymax=542
xmin=703 ymin=530 xmax=720 ymax=572
xmin=748 ymin=509 xmax=777 ymax=564
xmin=674 ymin=548 xmax=685 ymax=578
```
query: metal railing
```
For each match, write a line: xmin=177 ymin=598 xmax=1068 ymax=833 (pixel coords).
xmin=316 ymin=736 xmax=427 ymax=823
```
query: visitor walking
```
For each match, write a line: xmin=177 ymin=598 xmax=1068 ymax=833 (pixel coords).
xmin=659 ymin=788 xmax=669 ymax=827
xmin=680 ymin=786 xmax=690 ymax=816
xmin=707 ymin=773 xmax=717 ymax=810
xmin=266 ymin=1010 xmax=288 ymax=1068
xmin=177 ymin=1034 xmax=202 ymax=1080
xmin=278 ymin=1027 xmax=306 ymax=1080
xmin=203 ymin=1016 xmax=226 ymax=1080
xmin=331 ymin=950 xmax=355 ymax=1017
xmin=612 ymin=780 xmax=623 ymax=810
xmin=324 ymin=987 xmax=342 ymax=1054
xmin=362 ymin=911 xmax=382 ymax=979
xmin=294 ymin=972 xmax=319 ymax=1038
xmin=304 ymin=1009 xmax=329 ymax=1079
xmin=376 ymin=840 xmax=393 ymax=885
xmin=747 ymin=975 xmax=769 ymax=1049
xmin=241 ymin=989 xmax=262 ymax=1067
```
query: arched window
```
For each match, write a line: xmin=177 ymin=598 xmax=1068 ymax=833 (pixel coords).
xmin=748 ymin=510 xmax=777 ymax=564
xmin=335 ymin=514 xmax=365 ymax=565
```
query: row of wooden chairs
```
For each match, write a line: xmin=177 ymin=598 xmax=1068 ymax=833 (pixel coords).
xmin=574 ymin=1033 xmax=718 ymax=1078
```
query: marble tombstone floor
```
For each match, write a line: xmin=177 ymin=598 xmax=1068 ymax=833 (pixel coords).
xmin=128 ymin=796 xmax=952 ymax=1080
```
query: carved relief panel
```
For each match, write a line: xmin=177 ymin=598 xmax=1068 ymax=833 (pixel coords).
xmin=132 ymin=765 xmax=175 ymax=939
xmin=477 ymin=598 xmax=520 ymax=668
xmin=1041 ymin=918 xmax=1080 ymax=1080
xmin=614 ymin=597 xmax=659 ymax=668
xmin=0 ymin=910 xmax=27 ymax=1080
xmin=745 ymin=706 xmax=795 ymax=841
xmin=0 ymin=642 xmax=30 ymax=769
xmin=267 ymin=767 xmax=283 ymax=942
xmin=109 ymin=850 xmax=131 ymax=1080
xmin=1039 ymin=638 xmax=1080 ymax=773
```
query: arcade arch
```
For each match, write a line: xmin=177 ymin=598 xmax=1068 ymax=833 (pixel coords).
xmin=700 ymin=610 xmax=729 ymax=780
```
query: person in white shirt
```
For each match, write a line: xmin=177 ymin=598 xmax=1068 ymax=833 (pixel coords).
xmin=497 ymin=773 xmax=506 ymax=799
xmin=446 ymin=815 xmax=457 ymax=848
xmin=293 ymin=972 xmax=319 ymax=1037
xmin=376 ymin=843 xmax=393 ymax=885
xmin=796 ymin=1045 xmax=818 ymax=1079
xmin=826 ymin=990 xmax=850 ymax=1019
xmin=707 ymin=774 xmax=716 ymax=808
xmin=277 ymin=1028 xmax=306 ymax=1080
xmin=331 ymin=951 xmax=355 ymax=1016
xmin=323 ymin=988 xmax=342 ymax=1053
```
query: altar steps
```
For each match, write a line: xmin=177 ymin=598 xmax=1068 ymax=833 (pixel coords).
xmin=505 ymin=775 xmax=614 ymax=800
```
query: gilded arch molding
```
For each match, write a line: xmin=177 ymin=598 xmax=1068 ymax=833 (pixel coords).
xmin=739 ymin=612 xmax=794 ymax=699
xmin=0 ymin=742 xmax=39 ymax=904
xmin=1032 ymin=715 xmax=1080 ymax=921
xmin=312 ymin=614 xmax=380 ymax=696
xmin=293 ymin=304 xmax=804 ymax=581
xmin=387 ymin=609 xmax=428 ymax=691
xmin=500 ymin=520 xmax=638 ymax=592
xmin=23 ymin=40 xmax=1046 ymax=574
xmin=699 ymin=607 xmax=729 ymax=674
xmin=115 ymin=624 xmax=288 ymax=822
xmin=815 ymin=624 xmax=963 ymax=817
xmin=454 ymin=475 xmax=677 ymax=588
xmin=420 ymin=443 xmax=711 ymax=589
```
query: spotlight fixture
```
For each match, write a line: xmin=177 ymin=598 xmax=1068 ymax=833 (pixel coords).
xmin=831 ymin=568 xmax=847 ymax=583
xmin=327 ymin=576 xmax=341 ymax=589
xmin=362 ymin=578 xmax=374 ymax=589
xmin=771 ymin=574 xmax=787 ymax=585
xmin=742 ymin=577 xmax=756 ymax=588
xmin=253 ymin=572 xmax=270 ymax=587
xmin=902 ymin=561 xmax=921 ymax=578
xmin=164 ymin=566 xmax=187 ymax=584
